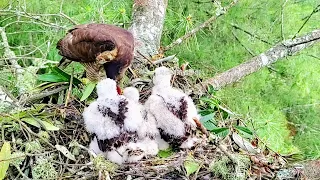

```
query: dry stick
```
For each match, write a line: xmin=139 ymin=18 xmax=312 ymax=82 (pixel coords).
xmin=1 ymin=113 xmax=56 ymax=148
xmin=20 ymin=86 xmax=68 ymax=105
xmin=292 ymin=4 xmax=320 ymax=39
xmin=197 ymin=29 xmax=320 ymax=90
xmin=65 ymin=68 xmax=74 ymax=107
xmin=232 ymin=31 xmax=255 ymax=56
xmin=230 ymin=23 xmax=272 ymax=45
xmin=162 ymin=0 xmax=239 ymax=52
xmin=14 ymin=165 xmax=31 ymax=180
xmin=59 ymin=12 xmax=78 ymax=25
xmin=136 ymin=50 xmax=155 ymax=65
xmin=153 ymin=54 xmax=176 ymax=65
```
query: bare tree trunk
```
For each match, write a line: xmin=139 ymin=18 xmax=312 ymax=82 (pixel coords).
xmin=196 ymin=29 xmax=320 ymax=91
xmin=129 ymin=0 xmax=168 ymax=68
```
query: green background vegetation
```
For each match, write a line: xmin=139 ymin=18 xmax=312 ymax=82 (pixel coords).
xmin=1 ymin=0 xmax=319 ymax=159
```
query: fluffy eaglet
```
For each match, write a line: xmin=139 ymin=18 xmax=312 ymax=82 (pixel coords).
xmin=145 ymin=67 xmax=201 ymax=150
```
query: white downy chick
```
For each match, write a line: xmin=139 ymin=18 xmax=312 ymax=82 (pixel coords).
xmin=145 ymin=66 xmax=200 ymax=149
xmin=83 ymin=78 xmax=145 ymax=164
xmin=123 ymin=87 xmax=159 ymax=156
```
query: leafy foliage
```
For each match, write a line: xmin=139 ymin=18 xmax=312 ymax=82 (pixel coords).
xmin=80 ymin=82 xmax=97 ymax=101
xmin=0 ymin=142 xmax=11 ymax=180
xmin=32 ymin=156 xmax=57 ymax=180
xmin=184 ymin=155 xmax=201 ymax=176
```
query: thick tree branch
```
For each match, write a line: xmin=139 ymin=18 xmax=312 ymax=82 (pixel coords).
xmin=129 ymin=0 xmax=168 ymax=61
xmin=198 ymin=29 xmax=320 ymax=90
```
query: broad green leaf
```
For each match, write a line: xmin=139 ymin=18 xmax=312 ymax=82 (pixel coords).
xmin=202 ymin=120 xmax=217 ymax=131
xmin=157 ymin=148 xmax=173 ymax=158
xmin=184 ymin=156 xmax=200 ymax=176
xmin=235 ymin=126 xmax=253 ymax=135
xmin=22 ymin=118 xmax=59 ymax=131
xmin=38 ymin=73 xmax=68 ymax=83
xmin=200 ymin=113 xmax=215 ymax=123
xmin=55 ymin=145 xmax=76 ymax=161
xmin=80 ymin=82 xmax=96 ymax=101
xmin=41 ymin=121 xmax=60 ymax=131
xmin=51 ymin=67 xmax=82 ymax=85
xmin=198 ymin=109 xmax=213 ymax=116
xmin=0 ymin=142 xmax=11 ymax=180
xmin=22 ymin=118 xmax=41 ymax=128
xmin=211 ymin=127 xmax=229 ymax=134
xmin=38 ymin=67 xmax=81 ymax=85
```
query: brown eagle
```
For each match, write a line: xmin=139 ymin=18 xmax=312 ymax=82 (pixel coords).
xmin=56 ymin=23 xmax=134 ymax=84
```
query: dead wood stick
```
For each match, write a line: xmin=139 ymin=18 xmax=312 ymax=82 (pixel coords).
xmin=193 ymin=117 xmax=209 ymax=137
xmin=20 ymin=86 xmax=68 ymax=105
xmin=65 ymin=68 xmax=74 ymax=107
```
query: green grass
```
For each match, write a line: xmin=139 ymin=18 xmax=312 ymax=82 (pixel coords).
xmin=1 ymin=0 xmax=319 ymax=159
xmin=163 ymin=0 xmax=320 ymax=158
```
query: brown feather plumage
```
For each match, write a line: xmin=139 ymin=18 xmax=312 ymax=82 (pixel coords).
xmin=56 ymin=23 xmax=134 ymax=81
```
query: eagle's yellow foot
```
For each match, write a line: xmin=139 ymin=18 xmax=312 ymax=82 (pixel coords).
xmin=96 ymin=47 xmax=118 ymax=64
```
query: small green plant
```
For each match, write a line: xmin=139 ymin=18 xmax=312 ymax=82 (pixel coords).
xmin=93 ymin=155 xmax=119 ymax=173
xmin=32 ymin=156 xmax=57 ymax=180
xmin=209 ymin=155 xmax=250 ymax=180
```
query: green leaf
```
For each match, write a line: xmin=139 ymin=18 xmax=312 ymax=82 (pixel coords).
xmin=38 ymin=73 xmax=68 ymax=83
xmin=157 ymin=148 xmax=173 ymax=158
xmin=184 ymin=156 xmax=200 ymax=176
xmin=235 ymin=126 xmax=253 ymax=135
xmin=207 ymin=84 xmax=216 ymax=95
xmin=51 ymin=67 xmax=82 ymax=85
xmin=0 ymin=142 xmax=11 ymax=180
xmin=22 ymin=118 xmax=60 ymax=131
xmin=38 ymin=67 xmax=81 ymax=85
xmin=22 ymin=118 xmax=41 ymax=128
xmin=55 ymin=145 xmax=76 ymax=161
xmin=198 ymin=109 xmax=213 ymax=116
xmin=80 ymin=82 xmax=96 ymax=101
xmin=41 ymin=121 xmax=60 ymax=131
xmin=210 ymin=127 xmax=229 ymax=134
xmin=200 ymin=113 xmax=215 ymax=123
xmin=202 ymin=120 xmax=217 ymax=131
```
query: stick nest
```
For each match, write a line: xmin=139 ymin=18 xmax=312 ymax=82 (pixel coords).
xmin=1 ymin=60 xmax=305 ymax=180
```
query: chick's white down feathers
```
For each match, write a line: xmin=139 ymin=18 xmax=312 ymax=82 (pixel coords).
xmin=83 ymin=78 xmax=147 ymax=164
xmin=145 ymin=66 xmax=199 ymax=149
xmin=123 ymin=87 xmax=159 ymax=156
